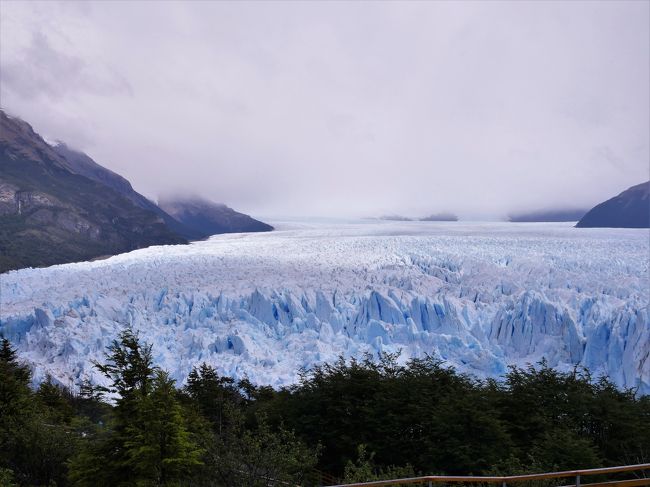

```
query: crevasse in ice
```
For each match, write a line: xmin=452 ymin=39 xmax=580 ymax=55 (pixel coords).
xmin=1 ymin=221 xmax=648 ymax=394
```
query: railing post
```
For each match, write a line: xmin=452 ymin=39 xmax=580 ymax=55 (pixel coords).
xmin=427 ymin=482 xmax=432 ymax=487
xmin=576 ymin=474 xmax=581 ymax=487
xmin=502 ymin=481 xmax=507 ymax=487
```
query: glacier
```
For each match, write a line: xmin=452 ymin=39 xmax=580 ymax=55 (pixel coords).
xmin=0 ymin=220 xmax=648 ymax=394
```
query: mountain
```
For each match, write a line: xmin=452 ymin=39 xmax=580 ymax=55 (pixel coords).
xmin=51 ymin=143 xmax=203 ymax=240
xmin=377 ymin=213 xmax=459 ymax=222
xmin=158 ymin=196 xmax=273 ymax=237
xmin=1 ymin=221 xmax=647 ymax=394
xmin=379 ymin=215 xmax=413 ymax=221
xmin=51 ymin=142 xmax=137 ymax=197
xmin=576 ymin=181 xmax=650 ymax=228
xmin=509 ymin=208 xmax=587 ymax=222
xmin=0 ymin=110 xmax=186 ymax=273
xmin=420 ymin=213 xmax=458 ymax=222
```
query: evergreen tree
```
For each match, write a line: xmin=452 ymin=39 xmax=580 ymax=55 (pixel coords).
xmin=70 ymin=329 xmax=203 ymax=486
xmin=0 ymin=337 xmax=33 ymax=481
xmin=185 ymin=362 xmax=243 ymax=435
xmin=205 ymin=411 xmax=319 ymax=487
xmin=3 ymin=332 xmax=649 ymax=485
xmin=1 ymin=338 xmax=77 ymax=486
xmin=94 ymin=328 xmax=156 ymax=400
xmin=125 ymin=370 xmax=203 ymax=485
xmin=343 ymin=444 xmax=415 ymax=483
xmin=36 ymin=374 xmax=75 ymax=423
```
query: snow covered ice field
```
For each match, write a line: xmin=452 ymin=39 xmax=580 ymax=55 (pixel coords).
xmin=1 ymin=220 xmax=649 ymax=393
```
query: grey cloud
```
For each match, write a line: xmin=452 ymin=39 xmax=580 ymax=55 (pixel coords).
xmin=1 ymin=31 xmax=132 ymax=100
xmin=0 ymin=1 xmax=648 ymax=220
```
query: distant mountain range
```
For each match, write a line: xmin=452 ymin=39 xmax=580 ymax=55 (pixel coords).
xmin=2 ymin=109 xmax=646 ymax=272
xmin=0 ymin=110 xmax=273 ymax=272
xmin=420 ymin=212 xmax=458 ymax=222
xmin=509 ymin=209 xmax=587 ymax=222
xmin=378 ymin=213 xmax=459 ymax=222
xmin=378 ymin=214 xmax=413 ymax=221
xmin=576 ymin=181 xmax=650 ymax=228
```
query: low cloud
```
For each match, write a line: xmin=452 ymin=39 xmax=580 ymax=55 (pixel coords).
xmin=1 ymin=1 xmax=648 ymax=219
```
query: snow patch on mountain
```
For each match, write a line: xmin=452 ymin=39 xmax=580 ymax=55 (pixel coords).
xmin=1 ymin=221 xmax=648 ymax=393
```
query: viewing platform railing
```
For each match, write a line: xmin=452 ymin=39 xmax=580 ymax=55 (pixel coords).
xmin=325 ymin=463 xmax=650 ymax=487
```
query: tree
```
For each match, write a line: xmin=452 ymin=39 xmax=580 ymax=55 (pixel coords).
xmin=69 ymin=329 xmax=203 ymax=486
xmin=0 ymin=338 xmax=31 ymax=415
xmin=94 ymin=328 xmax=156 ymax=401
xmin=185 ymin=363 xmax=243 ymax=435
xmin=0 ymin=338 xmax=77 ymax=486
xmin=205 ymin=411 xmax=319 ymax=487
xmin=344 ymin=444 xmax=415 ymax=483
xmin=0 ymin=338 xmax=33 ymax=481
xmin=36 ymin=374 xmax=75 ymax=423
xmin=0 ymin=467 xmax=17 ymax=487
xmin=125 ymin=370 xmax=203 ymax=484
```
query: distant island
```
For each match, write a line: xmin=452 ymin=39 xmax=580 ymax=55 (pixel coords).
xmin=377 ymin=212 xmax=459 ymax=222
xmin=378 ymin=214 xmax=413 ymax=221
xmin=420 ymin=212 xmax=458 ymax=222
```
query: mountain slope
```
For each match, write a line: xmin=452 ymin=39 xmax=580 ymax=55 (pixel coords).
xmin=52 ymin=143 xmax=203 ymax=240
xmin=159 ymin=196 xmax=273 ymax=237
xmin=51 ymin=142 xmax=135 ymax=196
xmin=0 ymin=110 xmax=186 ymax=272
xmin=576 ymin=181 xmax=650 ymax=228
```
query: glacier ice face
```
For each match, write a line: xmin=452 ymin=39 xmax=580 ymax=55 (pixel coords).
xmin=0 ymin=220 xmax=648 ymax=394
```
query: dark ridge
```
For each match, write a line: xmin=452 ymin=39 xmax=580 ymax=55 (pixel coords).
xmin=52 ymin=143 xmax=203 ymax=240
xmin=158 ymin=195 xmax=273 ymax=238
xmin=420 ymin=212 xmax=459 ymax=222
xmin=576 ymin=181 xmax=650 ymax=228
xmin=0 ymin=110 xmax=187 ymax=273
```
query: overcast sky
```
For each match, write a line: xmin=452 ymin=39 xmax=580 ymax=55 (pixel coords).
xmin=1 ymin=1 xmax=648 ymax=219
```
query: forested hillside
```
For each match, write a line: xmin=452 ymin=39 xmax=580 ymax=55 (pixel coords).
xmin=1 ymin=333 xmax=648 ymax=486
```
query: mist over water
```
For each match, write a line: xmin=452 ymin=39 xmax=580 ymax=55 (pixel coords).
xmin=1 ymin=1 xmax=648 ymax=219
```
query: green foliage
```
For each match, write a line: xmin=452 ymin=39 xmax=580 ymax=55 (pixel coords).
xmin=93 ymin=328 xmax=156 ymax=400
xmin=0 ymin=338 xmax=33 ymax=482
xmin=70 ymin=330 xmax=204 ymax=486
xmin=185 ymin=362 xmax=243 ymax=435
xmin=124 ymin=370 xmax=204 ymax=485
xmin=0 ymin=338 xmax=78 ymax=485
xmin=2 ymin=333 xmax=649 ymax=486
xmin=258 ymin=353 xmax=510 ymax=475
xmin=37 ymin=375 xmax=75 ymax=423
xmin=205 ymin=412 xmax=319 ymax=487
xmin=344 ymin=445 xmax=415 ymax=483
xmin=258 ymin=354 xmax=650 ymax=477
xmin=184 ymin=364 xmax=318 ymax=486
xmin=0 ymin=467 xmax=17 ymax=487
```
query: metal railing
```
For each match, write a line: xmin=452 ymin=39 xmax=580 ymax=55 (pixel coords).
xmin=325 ymin=463 xmax=650 ymax=487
